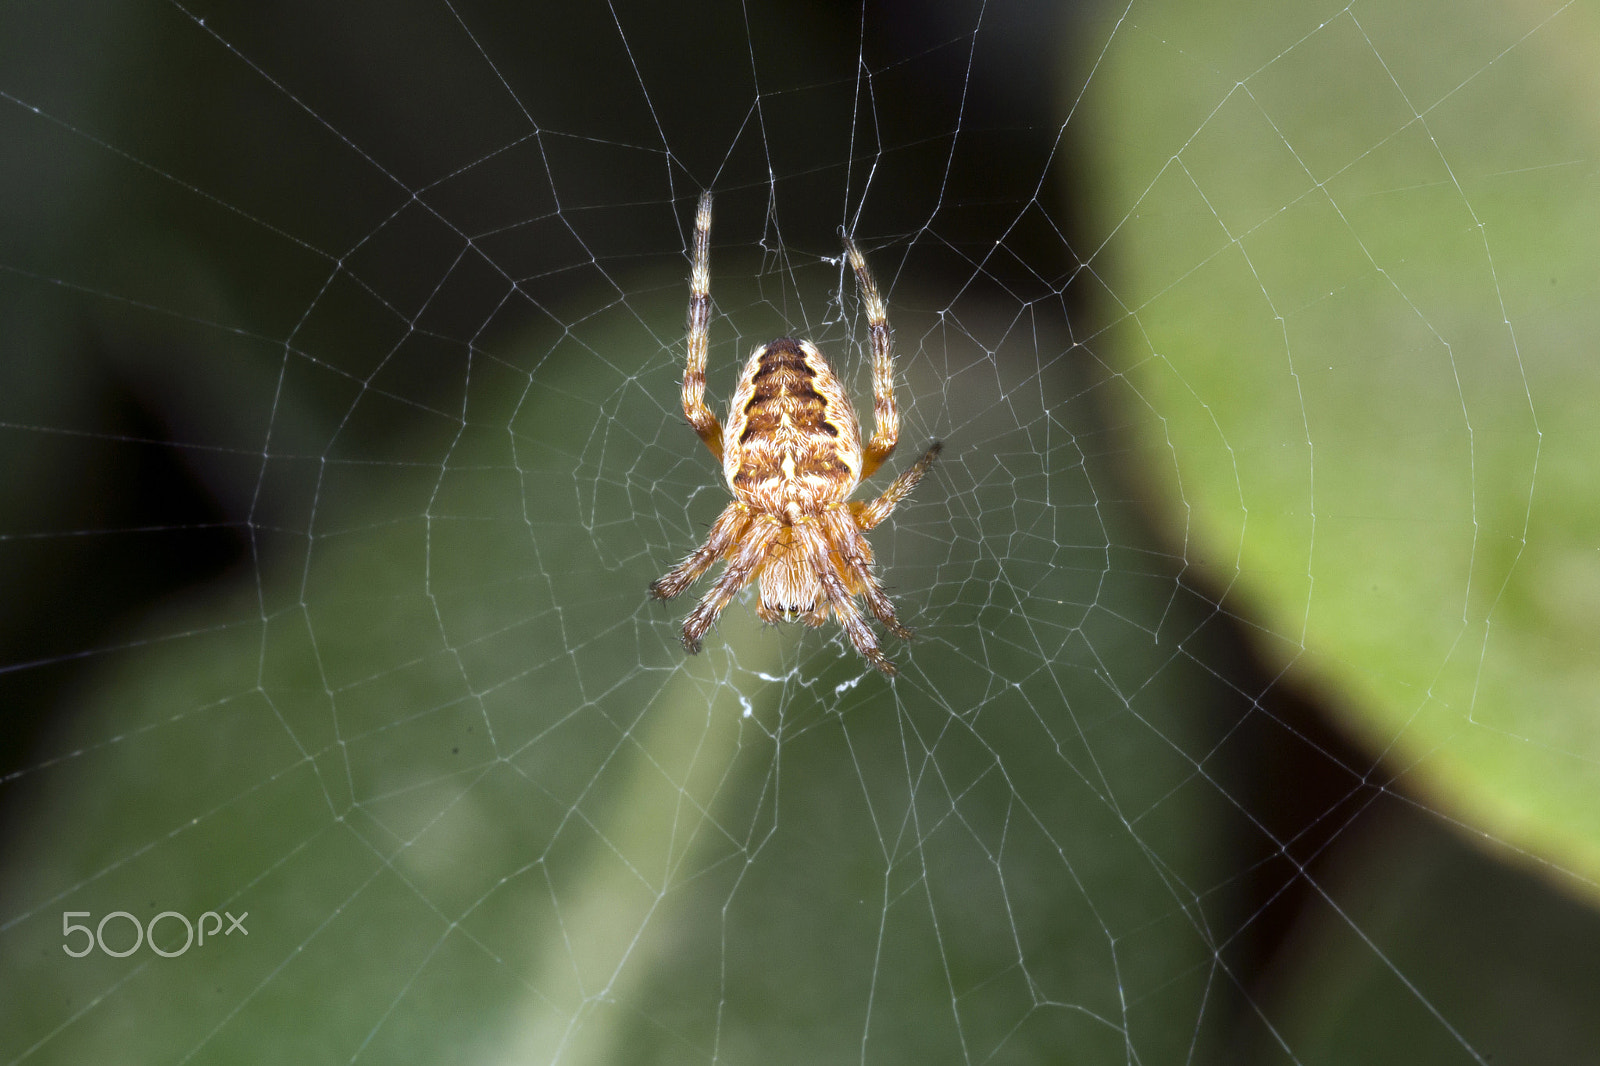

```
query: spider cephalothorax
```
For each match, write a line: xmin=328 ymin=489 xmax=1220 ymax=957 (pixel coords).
xmin=649 ymin=191 xmax=940 ymax=676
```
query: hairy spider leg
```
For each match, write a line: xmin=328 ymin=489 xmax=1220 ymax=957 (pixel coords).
xmin=649 ymin=501 xmax=751 ymax=601
xmin=682 ymin=191 xmax=723 ymax=461
xmin=792 ymin=517 xmax=896 ymax=675
xmin=844 ymin=235 xmax=897 ymax=480
xmin=853 ymin=440 xmax=942 ymax=530
xmin=678 ymin=514 xmax=782 ymax=654
xmin=820 ymin=508 xmax=913 ymax=640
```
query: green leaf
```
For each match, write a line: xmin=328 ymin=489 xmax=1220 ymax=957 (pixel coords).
xmin=1090 ymin=1 xmax=1600 ymax=889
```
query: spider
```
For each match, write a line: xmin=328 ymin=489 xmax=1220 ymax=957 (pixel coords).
xmin=650 ymin=191 xmax=941 ymax=676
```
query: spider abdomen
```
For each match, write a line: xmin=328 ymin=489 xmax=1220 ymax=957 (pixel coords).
xmin=722 ymin=338 xmax=864 ymax=513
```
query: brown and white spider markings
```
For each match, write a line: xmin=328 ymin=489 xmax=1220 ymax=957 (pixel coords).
xmin=649 ymin=191 xmax=941 ymax=676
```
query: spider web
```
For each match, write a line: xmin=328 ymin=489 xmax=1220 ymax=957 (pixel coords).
xmin=3 ymin=0 xmax=1599 ymax=1062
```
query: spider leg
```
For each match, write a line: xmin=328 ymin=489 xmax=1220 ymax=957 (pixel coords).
xmin=683 ymin=191 xmax=723 ymax=462
xmin=650 ymin=501 xmax=751 ymax=601
xmin=844 ymin=235 xmax=897 ymax=480
xmin=822 ymin=509 xmax=913 ymax=641
xmin=793 ymin=519 xmax=898 ymax=676
xmin=852 ymin=440 xmax=942 ymax=531
xmin=679 ymin=515 xmax=781 ymax=654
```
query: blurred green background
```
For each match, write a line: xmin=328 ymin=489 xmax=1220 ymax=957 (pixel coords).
xmin=2 ymin=0 xmax=1599 ymax=1062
